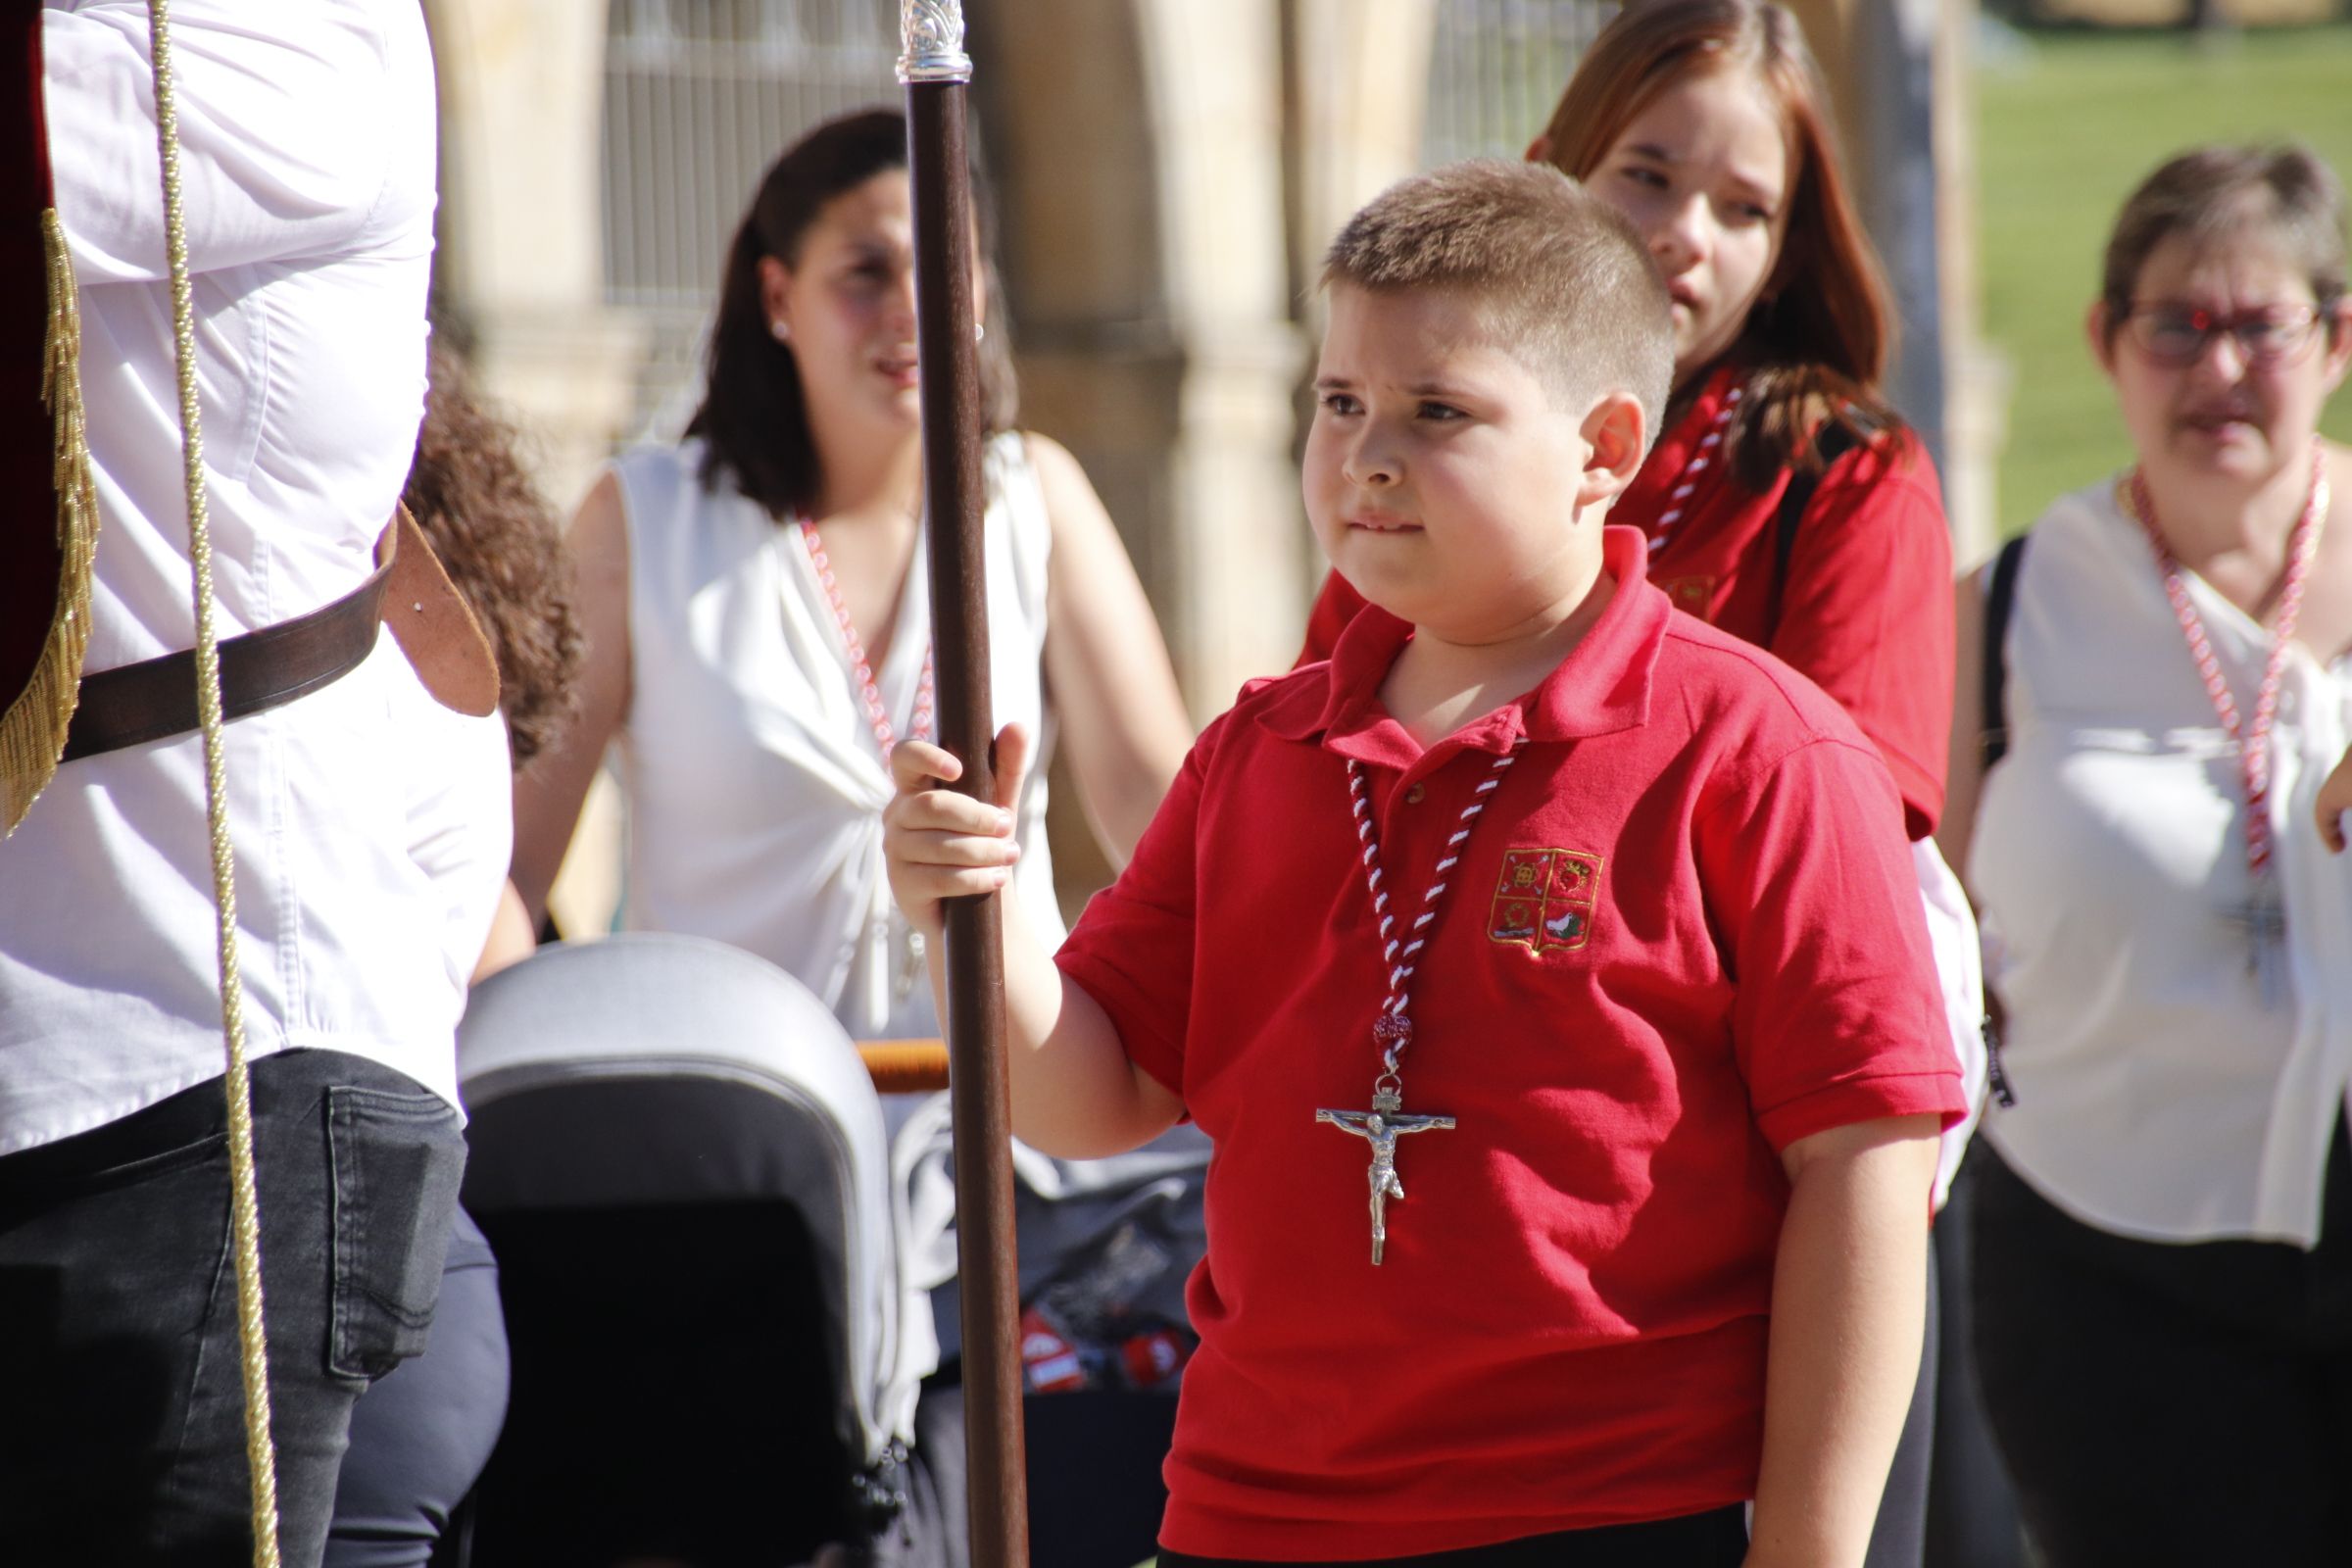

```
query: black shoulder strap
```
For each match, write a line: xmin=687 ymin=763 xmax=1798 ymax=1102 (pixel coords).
xmin=1979 ymin=532 xmax=2030 ymax=772
xmin=1764 ymin=416 xmax=1869 ymax=640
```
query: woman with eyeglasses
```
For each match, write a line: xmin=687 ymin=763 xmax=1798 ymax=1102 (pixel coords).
xmin=1939 ymin=143 xmax=2352 ymax=1565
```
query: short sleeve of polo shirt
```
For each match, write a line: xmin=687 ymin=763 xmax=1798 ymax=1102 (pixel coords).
xmin=1054 ymin=710 xmax=1232 ymax=1101
xmin=1695 ymin=730 xmax=1964 ymax=1152
xmin=1768 ymin=434 xmax=1955 ymax=841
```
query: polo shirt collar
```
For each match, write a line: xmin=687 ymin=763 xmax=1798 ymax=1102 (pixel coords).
xmin=1265 ymin=524 xmax=1670 ymax=760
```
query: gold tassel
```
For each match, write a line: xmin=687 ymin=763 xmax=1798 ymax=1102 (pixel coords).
xmin=0 ymin=210 xmax=100 ymax=836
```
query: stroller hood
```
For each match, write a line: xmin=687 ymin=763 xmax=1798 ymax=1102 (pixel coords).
xmin=457 ymin=932 xmax=938 ymax=1469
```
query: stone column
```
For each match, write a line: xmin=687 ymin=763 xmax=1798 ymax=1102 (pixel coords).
xmin=426 ymin=0 xmax=644 ymax=938
xmin=1934 ymin=0 xmax=2005 ymax=564
xmin=1130 ymin=0 xmax=1312 ymax=715
xmin=1287 ymin=0 xmax=1441 ymax=296
xmin=425 ymin=0 xmax=645 ymax=512
xmin=1784 ymin=0 xmax=1998 ymax=560
xmin=978 ymin=0 xmax=1307 ymax=721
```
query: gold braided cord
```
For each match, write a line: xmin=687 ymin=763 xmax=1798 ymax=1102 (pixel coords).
xmin=144 ymin=2 xmax=284 ymax=1562
xmin=0 ymin=214 xmax=100 ymax=836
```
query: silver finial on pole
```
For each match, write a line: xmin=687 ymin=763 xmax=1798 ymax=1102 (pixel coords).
xmin=897 ymin=0 xmax=972 ymax=84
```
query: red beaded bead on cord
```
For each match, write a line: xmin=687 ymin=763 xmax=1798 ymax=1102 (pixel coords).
xmin=800 ymin=519 xmax=935 ymax=759
xmin=2127 ymin=446 xmax=2330 ymax=885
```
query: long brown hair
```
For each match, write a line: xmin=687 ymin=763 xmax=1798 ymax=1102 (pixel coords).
xmin=687 ymin=108 xmax=1019 ymax=518
xmin=1534 ymin=0 xmax=1898 ymax=485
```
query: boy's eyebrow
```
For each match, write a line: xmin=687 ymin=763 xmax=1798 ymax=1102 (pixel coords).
xmin=1311 ymin=373 xmax=1483 ymax=400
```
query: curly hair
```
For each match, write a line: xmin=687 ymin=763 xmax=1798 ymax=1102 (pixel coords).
xmin=402 ymin=338 xmax=583 ymax=770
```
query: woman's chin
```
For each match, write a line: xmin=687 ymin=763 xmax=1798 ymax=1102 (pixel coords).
xmin=867 ymin=385 xmax=923 ymax=432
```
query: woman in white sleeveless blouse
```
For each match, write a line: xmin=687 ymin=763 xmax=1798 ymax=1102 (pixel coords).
xmin=1942 ymin=145 xmax=2352 ymax=1567
xmin=513 ymin=110 xmax=1192 ymax=1043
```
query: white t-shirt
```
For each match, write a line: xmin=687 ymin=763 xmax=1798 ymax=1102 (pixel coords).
xmin=612 ymin=435 xmax=1063 ymax=1042
xmin=0 ymin=1 xmax=469 ymax=1155
xmin=1972 ymin=475 xmax=2352 ymax=1247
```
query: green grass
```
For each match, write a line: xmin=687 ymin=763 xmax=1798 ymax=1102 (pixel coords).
xmin=1976 ymin=23 xmax=2352 ymax=536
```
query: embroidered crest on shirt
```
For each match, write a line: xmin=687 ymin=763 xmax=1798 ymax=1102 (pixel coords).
xmin=1488 ymin=849 xmax=1604 ymax=954
xmin=1656 ymin=575 xmax=1717 ymax=621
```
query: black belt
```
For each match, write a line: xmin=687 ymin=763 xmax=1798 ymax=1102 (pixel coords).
xmin=60 ymin=524 xmax=398 ymax=762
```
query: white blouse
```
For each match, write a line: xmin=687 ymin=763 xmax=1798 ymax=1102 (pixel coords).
xmin=612 ymin=434 xmax=1064 ymax=1042
xmin=1972 ymin=476 xmax=2352 ymax=1247
xmin=2 ymin=1 xmax=469 ymax=1156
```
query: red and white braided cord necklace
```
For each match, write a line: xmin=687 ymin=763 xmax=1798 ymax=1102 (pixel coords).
xmin=1348 ymin=743 xmax=1528 ymax=1080
xmin=1314 ymin=740 xmax=1527 ymax=1265
xmin=1647 ymin=383 xmax=1742 ymax=559
xmin=2126 ymin=446 xmax=2328 ymax=900
xmin=799 ymin=519 xmax=935 ymax=760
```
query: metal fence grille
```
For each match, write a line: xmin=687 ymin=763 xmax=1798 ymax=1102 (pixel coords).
xmin=602 ymin=0 xmax=903 ymax=434
xmin=1421 ymin=0 xmax=1615 ymax=167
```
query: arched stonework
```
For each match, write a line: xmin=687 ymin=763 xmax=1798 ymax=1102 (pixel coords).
xmin=978 ymin=0 xmax=1309 ymax=720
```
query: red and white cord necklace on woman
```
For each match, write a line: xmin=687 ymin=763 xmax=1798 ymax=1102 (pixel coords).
xmin=800 ymin=516 xmax=938 ymax=1003
xmin=1314 ymin=741 xmax=1527 ymax=1265
xmin=2126 ymin=446 xmax=2329 ymax=1004
xmin=799 ymin=518 xmax=936 ymax=760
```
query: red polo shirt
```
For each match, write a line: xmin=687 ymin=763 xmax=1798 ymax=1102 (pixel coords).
xmin=1060 ymin=527 xmax=1964 ymax=1560
xmin=1298 ymin=368 xmax=1956 ymax=839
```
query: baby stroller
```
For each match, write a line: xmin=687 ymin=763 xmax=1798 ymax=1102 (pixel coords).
xmin=455 ymin=933 xmax=945 ymax=1567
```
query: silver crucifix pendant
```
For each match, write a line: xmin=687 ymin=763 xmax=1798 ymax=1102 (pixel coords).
xmin=1315 ymin=1083 xmax=1455 ymax=1265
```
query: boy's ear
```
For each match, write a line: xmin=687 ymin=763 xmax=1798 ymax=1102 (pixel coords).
xmin=1576 ymin=391 xmax=1648 ymax=509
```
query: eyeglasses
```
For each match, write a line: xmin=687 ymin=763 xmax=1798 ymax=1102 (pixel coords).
xmin=2116 ymin=301 xmax=2327 ymax=368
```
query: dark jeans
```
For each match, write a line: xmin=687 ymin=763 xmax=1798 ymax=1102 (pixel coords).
xmin=1971 ymin=1129 xmax=2352 ymax=1567
xmin=0 ymin=1049 xmax=467 ymax=1568
xmin=1154 ymin=1506 xmax=1748 ymax=1567
xmin=325 ymin=1207 xmax=508 ymax=1568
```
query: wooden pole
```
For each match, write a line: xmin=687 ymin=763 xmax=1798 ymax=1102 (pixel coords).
xmin=900 ymin=7 xmax=1029 ymax=1567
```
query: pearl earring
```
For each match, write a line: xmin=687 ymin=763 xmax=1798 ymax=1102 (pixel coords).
xmin=770 ymin=318 xmax=791 ymax=344
xmin=974 ymin=320 xmax=986 ymax=344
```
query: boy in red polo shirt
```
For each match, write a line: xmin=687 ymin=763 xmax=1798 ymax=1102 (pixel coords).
xmin=886 ymin=162 xmax=1962 ymax=1568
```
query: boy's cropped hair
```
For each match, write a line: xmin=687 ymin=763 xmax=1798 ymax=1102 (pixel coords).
xmin=1322 ymin=160 xmax=1674 ymax=449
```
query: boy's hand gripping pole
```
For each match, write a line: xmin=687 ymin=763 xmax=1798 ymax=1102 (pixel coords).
xmin=901 ymin=7 xmax=1031 ymax=1567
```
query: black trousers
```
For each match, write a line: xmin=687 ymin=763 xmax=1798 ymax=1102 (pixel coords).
xmin=324 ymin=1208 xmax=509 ymax=1568
xmin=0 ymin=1050 xmax=466 ymax=1568
xmin=1155 ymin=1505 xmax=1748 ymax=1567
xmin=1923 ymin=1149 xmax=2030 ymax=1568
xmin=1971 ymin=1127 xmax=2352 ymax=1567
